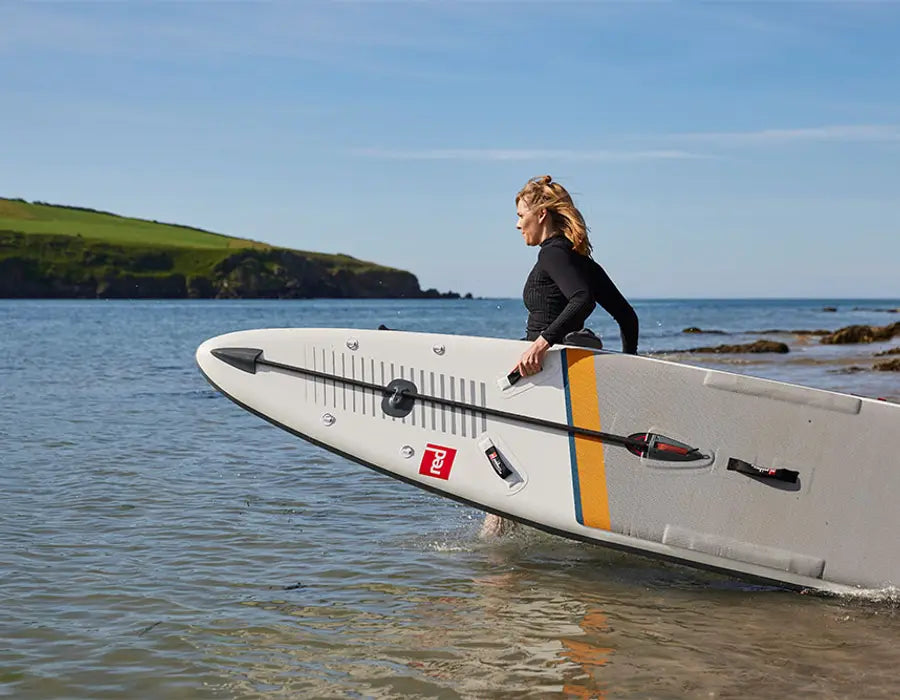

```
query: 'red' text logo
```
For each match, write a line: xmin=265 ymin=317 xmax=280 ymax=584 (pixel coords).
xmin=419 ymin=443 xmax=457 ymax=480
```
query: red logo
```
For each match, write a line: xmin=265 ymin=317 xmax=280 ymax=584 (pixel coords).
xmin=419 ymin=443 xmax=457 ymax=480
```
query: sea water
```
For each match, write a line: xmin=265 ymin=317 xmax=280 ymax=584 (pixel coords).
xmin=1 ymin=298 xmax=899 ymax=699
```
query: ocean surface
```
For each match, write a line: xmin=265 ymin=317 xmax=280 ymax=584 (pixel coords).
xmin=2 ymin=298 xmax=899 ymax=699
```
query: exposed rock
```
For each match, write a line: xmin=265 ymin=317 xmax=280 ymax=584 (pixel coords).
xmin=206 ymin=249 xmax=445 ymax=299
xmin=186 ymin=276 xmax=215 ymax=298
xmin=682 ymin=327 xmax=725 ymax=334
xmin=820 ymin=323 xmax=900 ymax=345
xmin=751 ymin=329 xmax=830 ymax=335
xmin=853 ymin=307 xmax=899 ymax=313
xmin=421 ymin=288 xmax=461 ymax=299
xmin=688 ymin=340 xmax=790 ymax=354
xmin=0 ymin=257 xmax=95 ymax=297
xmin=875 ymin=347 xmax=900 ymax=357
xmin=0 ymin=257 xmax=44 ymax=297
xmin=96 ymin=274 xmax=187 ymax=299
xmin=875 ymin=358 xmax=900 ymax=372
xmin=823 ymin=306 xmax=838 ymax=312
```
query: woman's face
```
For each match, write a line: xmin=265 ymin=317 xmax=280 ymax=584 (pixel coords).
xmin=516 ymin=198 xmax=545 ymax=246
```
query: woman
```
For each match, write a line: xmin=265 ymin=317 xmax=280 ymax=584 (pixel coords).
xmin=479 ymin=175 xmax=639 ymax=538
xmin=514 ymin=175 xmax=638 ymax=377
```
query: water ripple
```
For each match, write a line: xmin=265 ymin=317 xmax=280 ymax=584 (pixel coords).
xmin=2 ymin=299 xmax=900 ymax=699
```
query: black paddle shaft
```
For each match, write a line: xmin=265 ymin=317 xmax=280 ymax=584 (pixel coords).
xmin=251 ymin=354 xmax=651 ymax=452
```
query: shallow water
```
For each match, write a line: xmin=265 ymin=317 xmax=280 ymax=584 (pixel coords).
xmin=2 ymin=298 xmax=899 ymax=699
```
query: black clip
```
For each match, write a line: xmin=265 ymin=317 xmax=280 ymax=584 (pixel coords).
xmin=382 ymin=378 xmax=417 ymax=418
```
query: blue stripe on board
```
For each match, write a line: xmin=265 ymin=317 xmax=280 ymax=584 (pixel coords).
xmin=561 ymin=349 xmax=584 ymax=526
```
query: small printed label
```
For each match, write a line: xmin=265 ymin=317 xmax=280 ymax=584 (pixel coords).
xmin=419 ymin=443 xmax=457 ymax=480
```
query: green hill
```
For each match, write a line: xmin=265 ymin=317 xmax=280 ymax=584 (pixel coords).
xmin=0 ymin=198 xmax=262 ymax=249
xmin=0 ymin=198 xmax=457 ymax=299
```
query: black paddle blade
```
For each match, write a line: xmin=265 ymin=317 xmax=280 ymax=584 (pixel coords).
xmin=626 ymin=433 xmax=708 ymax=462
xmin=211 ymin=347 xmax=263 ymax=374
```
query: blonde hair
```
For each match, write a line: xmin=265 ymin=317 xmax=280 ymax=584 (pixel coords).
xmin=516 ymin=175 xmax=592 ymax=256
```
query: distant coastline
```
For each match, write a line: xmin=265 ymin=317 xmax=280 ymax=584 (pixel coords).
xmin=0 ymin=198 xmax=469 ymax=300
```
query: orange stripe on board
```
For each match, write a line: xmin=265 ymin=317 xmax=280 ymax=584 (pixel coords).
xmin=567 ymin=349 xmax=611 ymax=530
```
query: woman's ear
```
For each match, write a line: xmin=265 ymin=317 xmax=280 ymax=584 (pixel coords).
xmin=537 ymin=208 xmax=547 ymax=223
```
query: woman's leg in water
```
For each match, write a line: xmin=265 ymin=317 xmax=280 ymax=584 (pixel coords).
xmin=480 ymin=337 xmax=533 ymax=538
xmin=479 ymin=513 xmax=517 ymax=538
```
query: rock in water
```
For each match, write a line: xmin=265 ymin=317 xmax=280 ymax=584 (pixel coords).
xmin=689 ymin=340 xmax=790 ymax=354
xmin=820 ymin=322 xmax=900 ymax=345
xmin=682 ymin=327 xmax=726 ymax=334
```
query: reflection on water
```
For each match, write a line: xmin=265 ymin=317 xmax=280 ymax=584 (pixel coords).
xmin=188 ymin=531 xmax=900 ymax=699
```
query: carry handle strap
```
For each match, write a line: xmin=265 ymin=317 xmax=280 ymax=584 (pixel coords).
xmin=727 ymin=458 xmax=799 ymax=484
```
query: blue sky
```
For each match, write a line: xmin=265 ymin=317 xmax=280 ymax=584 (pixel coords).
xmin=2 ymin=2 xmax=898 ymax=298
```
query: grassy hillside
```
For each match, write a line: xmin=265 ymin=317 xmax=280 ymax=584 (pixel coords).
xmin=0 ymin=197 xmax=262 ymax=249
xmin=0 ymin=197 xmax=442 ymax=299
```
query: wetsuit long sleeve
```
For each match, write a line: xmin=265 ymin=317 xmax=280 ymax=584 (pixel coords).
xmin=523 ymin=235 xmax=639 ymax=353
xmin=536 ymin=243 xmax=595 ymax=345
xmin=589 ymin=260 xmax=639 ymax=354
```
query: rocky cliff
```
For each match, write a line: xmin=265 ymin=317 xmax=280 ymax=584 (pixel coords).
xmin=0 ymin=230 xmax=462 ymax=300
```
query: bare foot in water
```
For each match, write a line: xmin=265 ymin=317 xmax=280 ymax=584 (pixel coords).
xmin=479 ymin=514 xmax=516 ymax=538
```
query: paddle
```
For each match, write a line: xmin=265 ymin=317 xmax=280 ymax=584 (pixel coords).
xmin=211 ymin=347 xmax=708 ymax=462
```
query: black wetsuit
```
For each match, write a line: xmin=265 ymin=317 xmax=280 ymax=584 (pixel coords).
xmin=523 ymin=236 xmax=639 ymax=353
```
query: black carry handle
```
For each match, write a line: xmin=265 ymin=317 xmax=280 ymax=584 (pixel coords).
xmin=727 ymin=458 xmax=799 ymax=484
xmin=484 ymin=445 xmax=513 ymax=479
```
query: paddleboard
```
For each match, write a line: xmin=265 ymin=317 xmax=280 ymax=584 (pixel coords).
xmin=195 ymin=327 xmax=900 ymax=594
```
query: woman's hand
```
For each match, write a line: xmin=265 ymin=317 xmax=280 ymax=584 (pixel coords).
xmin=516 ymin=335 xmax=550 ymax=378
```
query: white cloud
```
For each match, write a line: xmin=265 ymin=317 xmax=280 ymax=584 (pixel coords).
xmin=669 ymin=124 xmax=900 ymax=146
xmin=350 ymin=148 xmax=706 ymax=162
xmin=0 ymin=3 xmax=471 ymax=60
xmin=350 ymin=125 xmax=900 ymax=161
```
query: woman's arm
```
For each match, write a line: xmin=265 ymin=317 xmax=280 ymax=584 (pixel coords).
xmin=591 ymin=261 xmax=639 ymax=354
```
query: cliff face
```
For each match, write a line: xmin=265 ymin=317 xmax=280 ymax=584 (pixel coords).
xmin=0 ymin=255 xmax=186 ymax=298
xmin=0 ymin=233 xmax=459 ymax=300
xmin=208 ymin=249 xmax=425 ymax=299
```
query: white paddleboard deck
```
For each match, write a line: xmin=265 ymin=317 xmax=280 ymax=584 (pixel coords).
xmin=196 ymin=328 xmax=900 ymax=594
